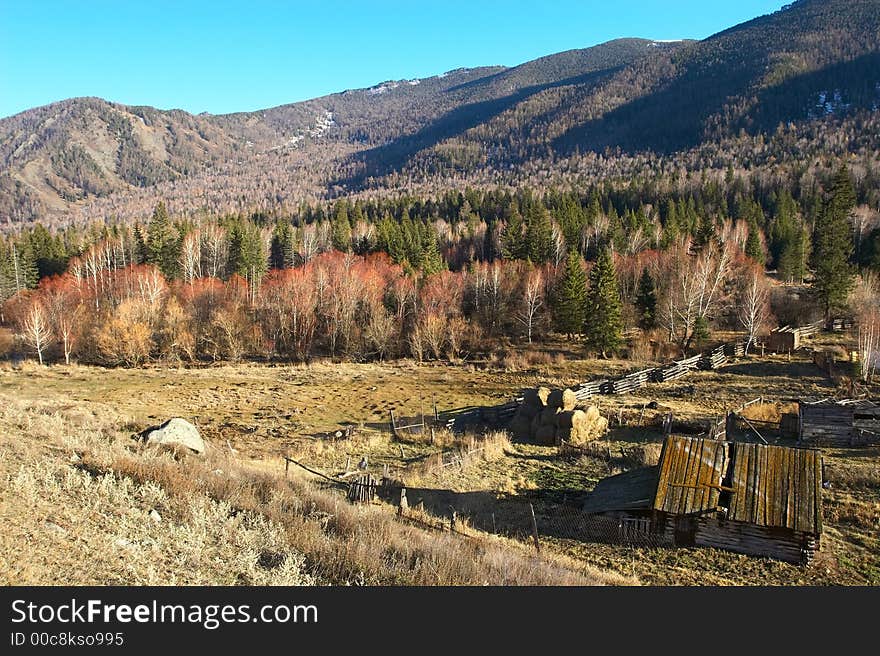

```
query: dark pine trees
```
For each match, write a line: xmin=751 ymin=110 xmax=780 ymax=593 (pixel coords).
xmin=812 ymin=166 xmax=856 ymax=319
xmin=145 ymin=202 xmax=180 ymax=278
xmin=553 ymin=250 xmax=587 ymax=339
xmin=585 ymin=248 xmax=623 ymax=358
xmin=635 ymin=268 xmax=657 ymax=329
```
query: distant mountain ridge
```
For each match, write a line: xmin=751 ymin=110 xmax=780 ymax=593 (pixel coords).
xmin=1 ymin=0 xmax=878 ymax=226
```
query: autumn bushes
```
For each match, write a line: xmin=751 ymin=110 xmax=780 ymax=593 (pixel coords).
xmin=5 ymin=251 xmax=550 ymax=366
xmin=5 ymin=226 xmax=797 ymax=367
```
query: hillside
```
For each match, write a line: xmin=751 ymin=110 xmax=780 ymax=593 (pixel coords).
xmin=1 ymin=0 xmax=879 ymax=226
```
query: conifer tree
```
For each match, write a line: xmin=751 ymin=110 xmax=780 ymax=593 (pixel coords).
xmin=812 ymin=166 xmax=856 ymax=319
xmin=420 ymin=230 xmax=445 ymax=275
xmin=28 ymin=224 xmax=67 ymax=278
xmin=745 ymin=214 xmax=765 ymax=264
xmin=635 ymin=268 xmax=657 ymax=329
xmin=331 ymin=202 xmax=352 ymax=252
xmin=501 ymin=210 xmax=526 ymax=260
xmin=525 ymin=205 xmax=553 ymax=264
xmin=133 ymin=223 xmax=148 ymax=265
xmin=553 ymin=250 xmax=587 ymax=338
xmin=585 ymin=248 xmax=623 ymax=358
xmin=146 ymin=202 xmax=180 ymax=278
xmin=270 ymin=220 xmax=294 ymax=269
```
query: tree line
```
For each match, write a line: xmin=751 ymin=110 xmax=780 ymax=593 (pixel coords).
xmin=1 ymin=166 xmax=866 ymax=366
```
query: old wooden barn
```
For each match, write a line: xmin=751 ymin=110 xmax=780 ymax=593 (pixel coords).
xmin=798 ymin=398 xmax=880 ymax=447
xmin=582 ymin=435 xmax=823 ymax=563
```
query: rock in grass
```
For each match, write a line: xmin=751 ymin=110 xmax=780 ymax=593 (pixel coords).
xmin=139 ymin=418 xmax=205 ymax=455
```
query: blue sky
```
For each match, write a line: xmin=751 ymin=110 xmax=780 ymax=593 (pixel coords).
xmin=0 ymin=0 xmax=787 ymax=119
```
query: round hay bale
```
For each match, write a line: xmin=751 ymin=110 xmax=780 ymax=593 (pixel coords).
xmin=534 ymin=424 xmax=558 ymax=446
xmin=518 ymin=403 xmax=540 ymax=421
xmin=583 ymin=405 xmax=601 ymax=423
xmin=530 ymin=414 xmax=542 ymax=438
xmin=561 ymin=389 xmax=578 ymax=412
xmin=568 ymin=410 xmax=607 ymax=445
xmin=508 ymin=415 xmax=533 ymax=441
xmin=539 ymin=407 xmax=559 ymax=427
xmin=536 ymin=386 xmax=551 ymax=407
xmin=556 ymin=410 xmax=577 ymax=429
xmin=522 ymin=388 xmax=541 ymax=406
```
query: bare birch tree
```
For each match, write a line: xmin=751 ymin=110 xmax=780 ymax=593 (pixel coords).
xmin=517 ymin=268 xmax=544 ymax=344
xmin=21 ymin=302 xmax=53 ymax=365
xmin=737 ymin=268 xmax=770 ymax=355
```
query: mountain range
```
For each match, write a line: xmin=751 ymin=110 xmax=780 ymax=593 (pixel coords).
xmin=1 ymin=0 xmax=879 ymax=226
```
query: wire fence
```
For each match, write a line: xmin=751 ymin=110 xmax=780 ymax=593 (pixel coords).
xmin=383 ymin=482 xmax=670 ymax=550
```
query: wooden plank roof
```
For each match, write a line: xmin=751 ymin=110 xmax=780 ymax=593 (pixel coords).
xmin=727 ymin=443 xmax=822 ymax=534
xmin=653 ymin=436 xmax=728 ymax=515
xmin=582 ymin=436 xmax=823 ymax=536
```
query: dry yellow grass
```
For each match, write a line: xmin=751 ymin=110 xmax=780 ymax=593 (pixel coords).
xmin=3 ymin=341 xmax=879 ymax=586
xmin=0 ymin=391 xmax=633 ymax=586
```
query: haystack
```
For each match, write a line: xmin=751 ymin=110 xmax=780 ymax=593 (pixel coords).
xmin=508 ymin=385 xmax=608 ymax=447
xmin=556 ymin=406 xmax=607 ymax=445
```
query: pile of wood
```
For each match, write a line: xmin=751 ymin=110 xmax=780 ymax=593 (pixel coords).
xmin=508 ymin=386 xmax=607 ymax=445
xmin=725 ymin=341 xmax=746 ymax=357
xmin=601 ymin=368 xmax=655 ymax=394
xmin=651 ymin=355 xmax=701 ymax=383
xmin=827 ymin=317 xmax=854 ymax=332
xmin=698 ymin=345 xmax=727 ymax=370
xmin=572 ymin=379 xmax=607 ymax=400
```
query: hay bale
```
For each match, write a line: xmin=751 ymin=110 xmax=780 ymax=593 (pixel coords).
xmin=534 ymin=424 xmax=558 ymax=446
xmin=561 ymin=409 xmax=608 ymax=445
xmin=561 ymin=389 xmax=577 ymax=412
xmin=539 ymin=407 xmax=559 ymax=427
xmin=583 ymin=405 xmax=601 ymax=423
xmin=518 ymin=403 xmax=540 ymax=421
xmin=508 ymin=415 xmax=533 ymax=441
xmin=536 ymin=386 xmax=551 ymax=407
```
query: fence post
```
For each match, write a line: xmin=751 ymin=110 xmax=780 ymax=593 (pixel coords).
xmin=529 ymin=503 xmax=541 ymax=553
xmin=450 ymin=509 xmax=457 ymax=533
xmin=397 ymin=487 xmax=408 ymax=517
xmin=284 ymin=458 xmax=289 ymax=478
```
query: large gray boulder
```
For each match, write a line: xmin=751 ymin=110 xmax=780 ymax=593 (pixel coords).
xmin=139 ymin=418 xmax=205 ymax=455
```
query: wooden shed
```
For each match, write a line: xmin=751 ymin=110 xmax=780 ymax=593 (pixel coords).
xmin=798 ymin=398 xmax=880 ymax=447
xmin=767 ymin=326 xmax=800 ymax=353
xmin=582 ymin=436 xmax=823 ymax=563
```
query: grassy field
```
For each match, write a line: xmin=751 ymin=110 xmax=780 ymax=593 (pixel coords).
xmin=2 ymin=334 xmax=878 ymax=586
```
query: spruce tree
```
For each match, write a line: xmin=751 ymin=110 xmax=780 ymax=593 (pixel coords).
xmin=585 ymin=248 xmax=623 ymax=358
xmin=270 ymin=220 xmax=294 ymax=269
xmin=146 ymin=202 xmax=179 ymax=278
xmin=553 ymin=250 xmax=587 ymax=338
xmin=28 ymin=224 xmax=67 ymax=278
xmin=812 ymin=166 xmax=856 ymax=319
xmin=745 ymin=214 xmax=765 ymax=264
xmin=133 ymin=223 xmax=148 ymax=265
xmin=331 ymin=202 xmax=352 ymax=252
xmin=635 ymin=268 xmax=657 ymax=329
xmin=420 ymin=230 xmax=445 ymax=275
xmin=525 ymin=205 xmax=553 ymax=264
xmin=501 ymin=210 xmax=526 ymax=260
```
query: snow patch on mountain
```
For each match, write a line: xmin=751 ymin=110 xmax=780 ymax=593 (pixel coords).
xmin=269 ymin=110 xmax=335 ymax=150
